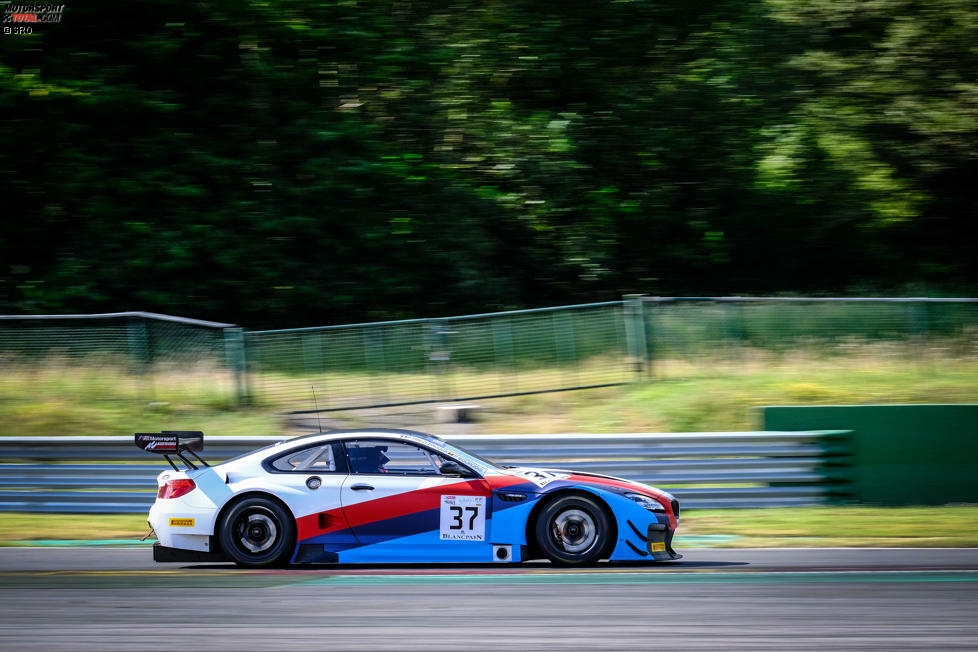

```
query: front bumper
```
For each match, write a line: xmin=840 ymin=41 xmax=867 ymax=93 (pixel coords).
xmin=648 ymin=522 xmax=683 ymax=561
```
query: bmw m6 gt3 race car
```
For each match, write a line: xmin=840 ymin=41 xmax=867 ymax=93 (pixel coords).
xmin=136 ymin=428 xmax=681 ymax=567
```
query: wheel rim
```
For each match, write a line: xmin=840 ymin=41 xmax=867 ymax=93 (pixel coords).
xmin=233 ymin=510 xmax=279 ymax=554
xmin=551 ymin=508 xmax=597 ymax=554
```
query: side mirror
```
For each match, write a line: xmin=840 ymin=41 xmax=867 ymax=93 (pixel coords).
xmin=439 ymin=461 xmax=475 ymax=478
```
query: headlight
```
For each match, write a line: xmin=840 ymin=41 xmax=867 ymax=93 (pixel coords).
xmin=625 ymin=492 xmax=665 ymax=512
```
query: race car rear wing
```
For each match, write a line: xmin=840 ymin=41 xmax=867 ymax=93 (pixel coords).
xmin=134 ymin=431 xmax=209 ymax=471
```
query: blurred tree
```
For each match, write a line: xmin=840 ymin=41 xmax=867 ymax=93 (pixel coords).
xmin=0 ymin=0 xmax=975 ymax=327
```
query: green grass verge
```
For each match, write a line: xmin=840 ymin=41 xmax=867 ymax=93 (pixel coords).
xmin=2 ymin=507 xmax=976 ymax=547
xmin=0 ymin=513 xmax=150 ymax=542
xmin=677 ymin=506 xmax=978 ymax=547
xmin=0 ymin=362 xmax=281 ymax=437
xmin=545 ymin=355 xmax=978 ymax=433
xmin=2 ymin=351 xmax=977 ymax=436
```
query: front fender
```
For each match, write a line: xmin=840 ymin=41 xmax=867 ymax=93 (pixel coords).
xmin=565 ymin=485 xmax=670 ymax=561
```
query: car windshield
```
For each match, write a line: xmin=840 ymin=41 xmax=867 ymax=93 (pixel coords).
xmin=429 ymin=439 xmax=502 ymax=471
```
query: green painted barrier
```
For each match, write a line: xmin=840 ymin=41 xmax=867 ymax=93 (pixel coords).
xmin=762 ymin=405 xmax=978 ymax=506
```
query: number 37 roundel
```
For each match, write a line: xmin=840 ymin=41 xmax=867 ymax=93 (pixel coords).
xmin=439 ymin=494 xmax=486 ymax=541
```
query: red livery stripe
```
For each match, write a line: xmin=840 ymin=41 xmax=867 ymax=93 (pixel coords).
xmin=297 ymin=477 xmax=528 ymax=540
xmin=297 ymin=508 xmax=348 ymax=540
xmin=484 ymin=475 xmax=543 ymax=491
xmin=565 ymin=474 xmax=677 ymax=528
xmin=342 ymin=479 xmax=489 ymax=528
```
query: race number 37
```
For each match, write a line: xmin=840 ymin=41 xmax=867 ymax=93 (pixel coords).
xmin=439 ymin=495 xmax=486 ymax=541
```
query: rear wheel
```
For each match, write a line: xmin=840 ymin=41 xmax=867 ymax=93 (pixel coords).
xmin=218 ymin=496 xmax=295 ymax=567
xmin=534 ymin=494 xmax=610 ymax=566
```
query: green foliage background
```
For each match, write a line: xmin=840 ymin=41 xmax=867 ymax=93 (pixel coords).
xmin=2 ymin=0 xmax=977 ymax=327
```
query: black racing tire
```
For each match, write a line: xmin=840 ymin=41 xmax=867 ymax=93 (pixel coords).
xmin=218 ymin=496 xmax=296 ymax=567
xmin=534 ymin=493 xmax=611 ymax=566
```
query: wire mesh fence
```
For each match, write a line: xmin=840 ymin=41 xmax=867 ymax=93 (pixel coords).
xmin=245 ymin=302 xmax=631 ymax=411
xmin=1 ymin=299 xmax=975 ymax=418
xmin=642 ymin=297 xmax=978 ymax=377
xmin=0 ymin=313 xmax=235 ymax=411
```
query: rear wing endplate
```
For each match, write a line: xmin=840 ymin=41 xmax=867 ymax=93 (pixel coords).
xmin=135 ymin=431 xmax=209 ymax=471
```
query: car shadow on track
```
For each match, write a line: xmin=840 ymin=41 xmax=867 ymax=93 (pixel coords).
xmin=182 ymin=559 xmax=749 ymax=571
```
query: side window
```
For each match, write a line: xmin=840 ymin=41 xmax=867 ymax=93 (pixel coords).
xmin=346 ymin=440 xmax=446 ymax=476
xmin=269 ymin=443 xmax=342 ymax=472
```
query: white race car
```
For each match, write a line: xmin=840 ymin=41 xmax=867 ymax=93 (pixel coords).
xmin=137 ymin=429 xmax=680 ymax=567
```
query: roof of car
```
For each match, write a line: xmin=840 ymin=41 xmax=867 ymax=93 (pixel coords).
xmin=281 ymin=428 xmax=445 ymax=446
xmin=220 ymin=428 xmax=450 ymax=466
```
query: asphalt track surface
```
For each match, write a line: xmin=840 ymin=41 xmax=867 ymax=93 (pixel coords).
xmin=2 ymin=548 xmax=977 ymax=651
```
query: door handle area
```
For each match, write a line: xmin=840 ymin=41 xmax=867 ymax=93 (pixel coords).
xmin=351 ymin=483 xmax=374 ymax=491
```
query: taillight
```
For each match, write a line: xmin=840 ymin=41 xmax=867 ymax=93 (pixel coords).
xmin=157 ymin=478 xmax=196 ymax=499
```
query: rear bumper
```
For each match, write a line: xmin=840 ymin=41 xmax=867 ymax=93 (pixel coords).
xmin=153 ymin=543 xmax=230 ymax=563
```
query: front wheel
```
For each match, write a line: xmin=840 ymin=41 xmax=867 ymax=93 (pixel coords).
xmin=534 ymin=494 xmax=611 ymax=566
xmin=218 ymin=496 xmax=295 ymax=567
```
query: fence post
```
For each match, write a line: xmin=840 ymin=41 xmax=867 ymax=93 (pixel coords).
xmin=126 ymin=316 xmax=151 ymax=373
xmin=643 ymin=297 xmax=657 ymax=378
xmin=908 ymin=300 xmax=932 ymax=372
xmin=127 ymin=316 xmax=154 ymax=402
xmin=623 ymin=295 xmax=649 ymax=377
xmin=553 ymin=309 xmax=577 ymax=386
xmin=426 ymin=319 xmax=454 ymax=400
xmin=724 ymin=299 xmax=746 ymax=364
xmin=224 ymin=327 xmax=250 ymax=406
xmin=363 ymin=327 xmax=390 ymax=404
xmin=491 ymin=317 xmax=517 ymax=394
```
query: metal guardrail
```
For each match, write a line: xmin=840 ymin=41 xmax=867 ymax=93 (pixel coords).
xmin=0 ymin=431 xmax=852 ymax=513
